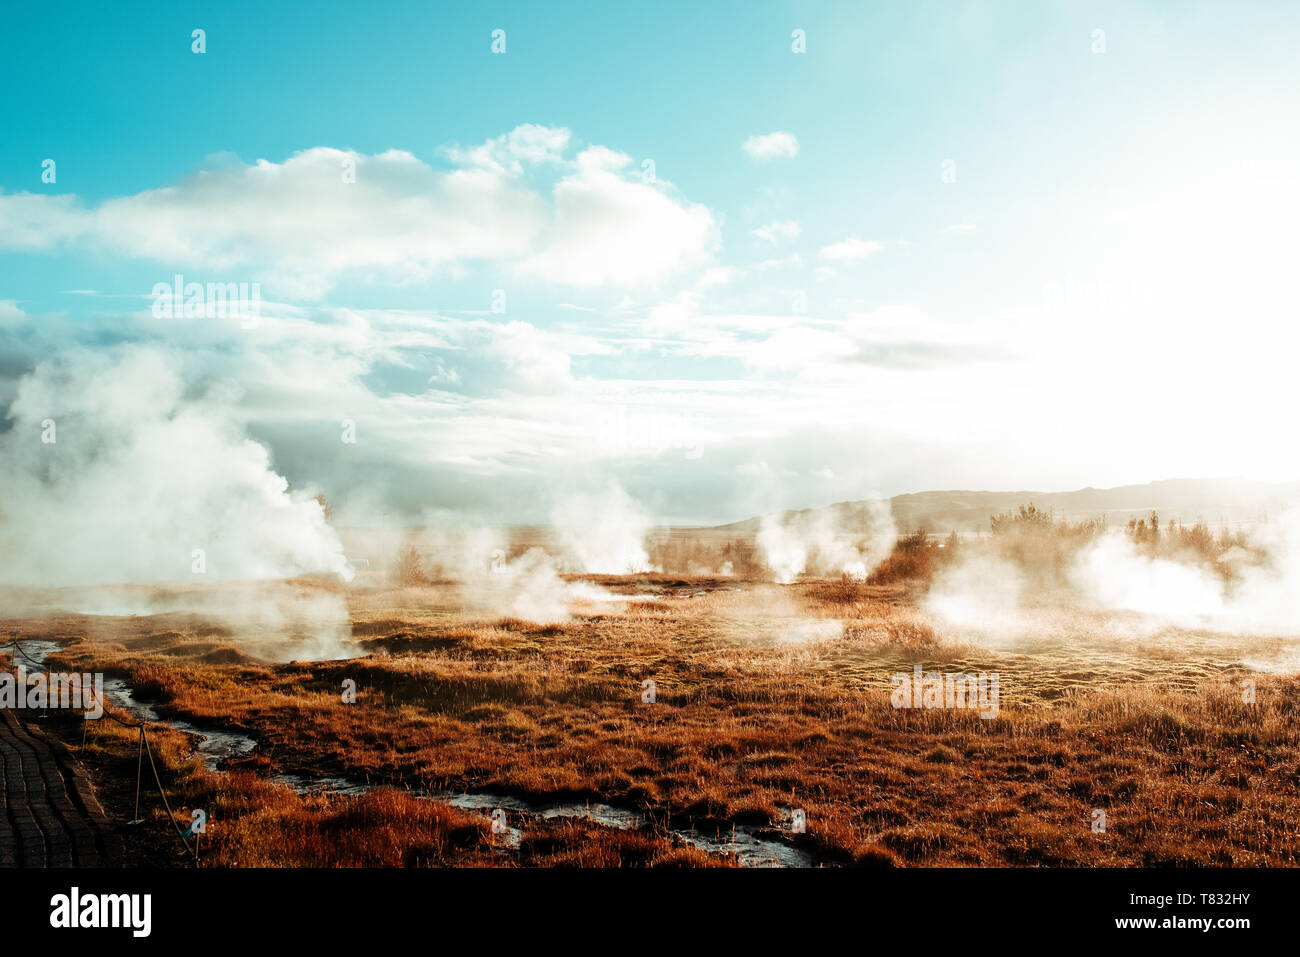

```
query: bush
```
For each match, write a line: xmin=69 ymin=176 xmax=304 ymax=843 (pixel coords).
xmin=987 ymin=504 xmax=1104 ymax=587
xmin=868 ymin=527 xmax=958 ymax=584
xmin=394 ymin=544 xmax=427 ymax=586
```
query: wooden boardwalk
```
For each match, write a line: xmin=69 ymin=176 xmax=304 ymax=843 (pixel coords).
xmin=0 ymin=711 xmax=122 ymax=866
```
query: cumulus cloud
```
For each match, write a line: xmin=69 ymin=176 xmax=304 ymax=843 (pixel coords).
xmin=742 ymin=131 xmax=800 ymax=160
xmin=443 ymin=123 xmax=573 ymax=172
xmin=0 ymin=148 xmax=542 ymax=299
xmin=517 ymin=147 xmax=718 ymax=287
xmin=0 ymin=127 xmax=719 ymax=297
xmin=477 ymin=319 xmax=598 ymax=393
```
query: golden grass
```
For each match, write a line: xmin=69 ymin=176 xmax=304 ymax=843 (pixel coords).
xmin=6 ymin=575 xmax=1300 ymax=867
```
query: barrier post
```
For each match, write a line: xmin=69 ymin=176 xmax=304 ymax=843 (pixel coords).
xmin=131 ymin=726 xmax=145 ymax=824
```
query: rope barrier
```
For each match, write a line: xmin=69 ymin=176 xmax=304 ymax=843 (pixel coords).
xmin=142 ymin=730 xmax=197 ymax=861
xmin=4 ymin=636 xmax=52 ymax=716
xmin=3 ymin=635 xmax=200 ymax=865
xmin=2 ymin=636 xmax=50 ymax=669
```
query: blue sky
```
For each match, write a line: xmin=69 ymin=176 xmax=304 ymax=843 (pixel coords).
xmin=3 ymin=1 xmax=1299 ymax=525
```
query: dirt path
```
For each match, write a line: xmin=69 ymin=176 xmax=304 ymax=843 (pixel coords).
xmin=0 ymin=710 xmax=122 ymax=866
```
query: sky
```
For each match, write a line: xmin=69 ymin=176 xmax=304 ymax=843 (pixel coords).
xmin=2 ymin=0 xmax=1299 ymax=526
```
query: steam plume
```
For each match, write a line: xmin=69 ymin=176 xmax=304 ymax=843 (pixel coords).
xmin=0 ymin=347 xmax=352 ymax=585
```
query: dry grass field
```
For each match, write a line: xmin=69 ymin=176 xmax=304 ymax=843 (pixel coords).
xmin=5 ymin=519 xmax=1299 ymax=867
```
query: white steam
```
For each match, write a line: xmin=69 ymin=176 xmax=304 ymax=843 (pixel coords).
xmin=452 ymin=545 xmax=654 ymax=625
xmin=550 ymin=482 xmax=656 ymax=574
xmin=0 ymin=348 xmax=352 ymax=586
xmin=1069 ymin=535 xmax=1226 ymax=623
xmin=1071 ymin=514 xmax=1300 ymax=632
xmin=395 ymin=512 xmax=657 ymax=624
xmin=924 ymin=554 xmax=1026 ymax=636
xmin=757 ymin=500 xmax=895 ymax=583
xmin=925 ymin=509 xmax=1300 ymax=640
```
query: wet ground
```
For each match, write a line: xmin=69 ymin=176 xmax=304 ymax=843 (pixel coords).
xmin=18 ymin=639 xmax=815 ymax=867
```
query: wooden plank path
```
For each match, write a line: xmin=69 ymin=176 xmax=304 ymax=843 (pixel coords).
xmin=0 ymin=710 xmax=122 ymax=866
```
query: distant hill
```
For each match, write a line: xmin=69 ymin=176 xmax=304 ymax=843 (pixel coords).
xmin=708 ymin=477 xmax=1300 ymax=537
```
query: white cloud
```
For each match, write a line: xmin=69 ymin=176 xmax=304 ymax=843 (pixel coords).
xmin=754 ymin=253 xmax=802 ymax=271
xmin=744 ymin=326 xmax=858 ymax=373
xmin=0 ymin=127 xmax=719 ymax=298
xmin=479 ymin=320 xmax=587 ymax=393
xmin=517 ymin=147 xmax=719 ymax=287
xmin=0 ymin=148 xmax=543 ymax=299
xmin=444 ymin=123 xmax=573 ymax=173
xmin=752 ymin=219 xmax=801 ymax=244
xmin=428 ymin=356 xmax=461 ymax=386
xmin=0 ymin=300 xmax=25 ymax=324
xmin=819 ymin=237 xmax=883 ymax=262
xmin=742 ymin=131 xmax=800 ymax=160
xmin=9 ymin=284 xmax=1269 ymax=528
xmin=698 ymin=266 xmax=742 ymax=288
xmin=0 ymin=192 xmax=85 ymax=249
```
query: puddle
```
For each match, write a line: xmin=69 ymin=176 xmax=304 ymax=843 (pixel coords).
xmin=660 ymin=818 xmax=815 ymax=868
xmin=423 ymin=792 xmax=813 ymax=866
xmin=12 ymin=638 xmax=817 ymax=867
xmin=272 ymin=773 xmax=372 ymax=796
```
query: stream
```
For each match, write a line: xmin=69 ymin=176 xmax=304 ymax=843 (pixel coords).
xmin=10 ymin=638 xmax=817 ymax=867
